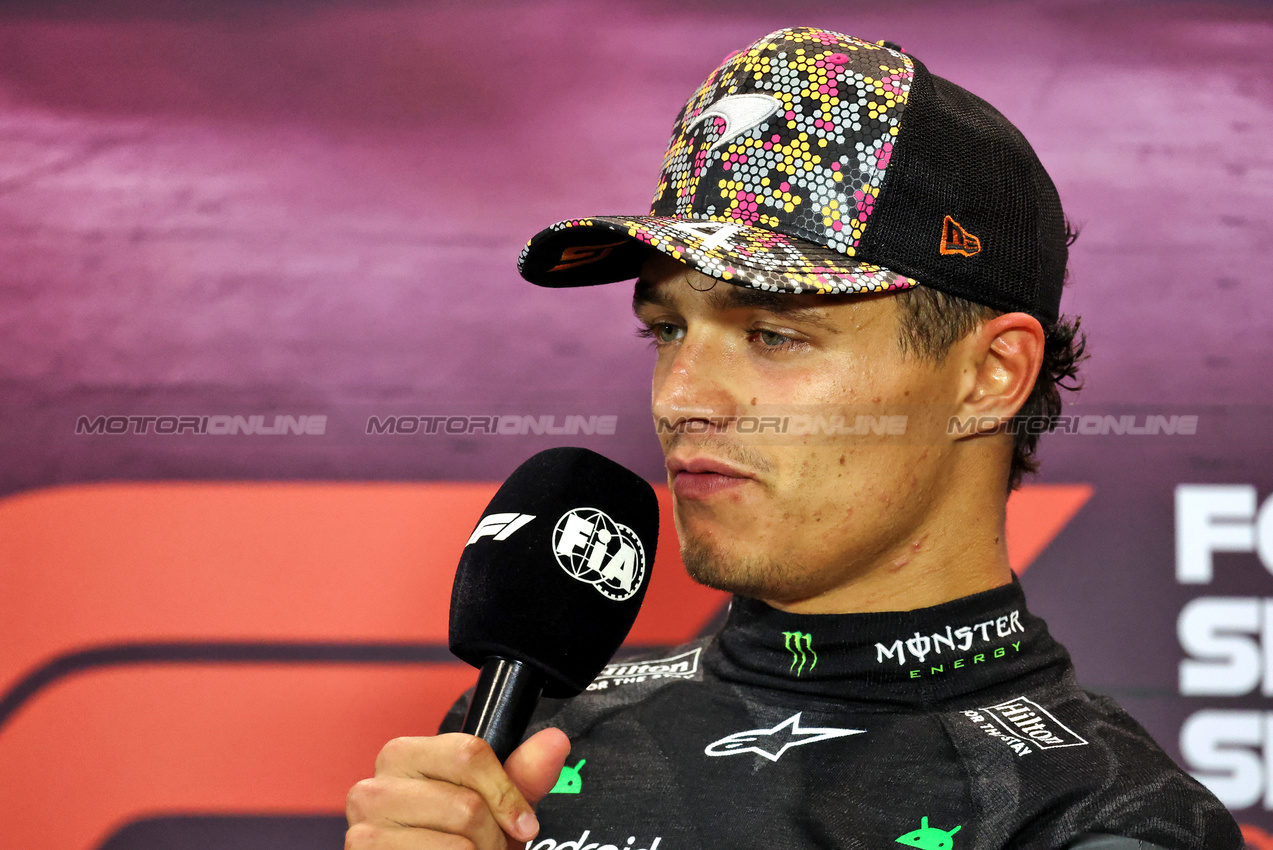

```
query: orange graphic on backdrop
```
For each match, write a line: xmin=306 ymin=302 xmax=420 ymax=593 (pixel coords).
xmin=1243 ymin=824 xmax=1273 ymax=850
xmin=0 ymin=481 xmax=1089 ymax=849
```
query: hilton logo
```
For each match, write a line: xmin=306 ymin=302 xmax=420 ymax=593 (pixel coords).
xmin=981 ymin=697 xmax=1088 ymax=750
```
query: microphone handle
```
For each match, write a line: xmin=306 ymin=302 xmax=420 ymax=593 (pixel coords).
xmin=459 ymin=657 xmax=545 ymax=762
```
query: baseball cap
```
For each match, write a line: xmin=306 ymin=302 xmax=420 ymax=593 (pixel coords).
xmin=517 ymin=26 xmax=1068 ymax=324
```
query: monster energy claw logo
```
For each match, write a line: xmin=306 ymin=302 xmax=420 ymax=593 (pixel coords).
xmin=783 ymin=631 xmax=817 ymax=676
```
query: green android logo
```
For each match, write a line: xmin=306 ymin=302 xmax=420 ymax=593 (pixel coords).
xmin=895 ymin=816 xmax=961 ymax=849
xmin=549 ymin=759 xmax=586 ymax=794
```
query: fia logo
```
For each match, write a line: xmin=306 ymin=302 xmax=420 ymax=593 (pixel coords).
xmin=552 ymin=507 xmax=646 ymax=601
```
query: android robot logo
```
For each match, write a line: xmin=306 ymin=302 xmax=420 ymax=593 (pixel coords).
xmin=895 ymin=816 xmax=961 ymax=849
xmin=549 ymin=759 xmax=586 ymax=794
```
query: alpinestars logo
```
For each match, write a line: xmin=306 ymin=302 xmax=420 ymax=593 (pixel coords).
xmin=552 ymin=507 xmax=645 ymax=601
xmin=466 ymin=512 xmax=535 ymax=546
xmin=783 ymin=631 xmax=817 ymax=676
xmin=704 ymin=712 xmax=863 ymax=762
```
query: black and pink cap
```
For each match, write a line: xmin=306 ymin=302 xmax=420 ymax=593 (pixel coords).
xmin=518 ymin=26 xmax=1068 ymax=324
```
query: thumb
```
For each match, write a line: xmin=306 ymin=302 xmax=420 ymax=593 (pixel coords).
xmin=504 ymin=727 xmax=571 ymax=808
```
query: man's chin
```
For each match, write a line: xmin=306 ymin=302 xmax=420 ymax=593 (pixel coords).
xmin=680 ymin=534 xmax=794 ymax=601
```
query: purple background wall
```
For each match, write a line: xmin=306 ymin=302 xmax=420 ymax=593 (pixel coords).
xmin=2 ymin=0 xmax=1272 ymax=846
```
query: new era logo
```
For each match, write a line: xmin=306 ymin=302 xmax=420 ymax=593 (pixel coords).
xmin=940 ymin=215 xmax=981 ymax=257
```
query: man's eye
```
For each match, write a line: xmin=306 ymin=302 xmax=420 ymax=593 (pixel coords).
xmin=756 ymin=329 xmax=790 ymax=347
xmin=651 ymin=323 xmax=685 ymax=344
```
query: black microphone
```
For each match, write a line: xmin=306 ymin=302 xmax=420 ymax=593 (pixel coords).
xmin=449 ymin=447 xmax=659 ymax=761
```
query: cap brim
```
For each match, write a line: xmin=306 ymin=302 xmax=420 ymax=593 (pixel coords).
xmin=518 ymin=215 xmax=917 ymax=296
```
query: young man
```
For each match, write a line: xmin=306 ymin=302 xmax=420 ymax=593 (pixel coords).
xmin=346 ymin=28 xmax=1240 ymax=849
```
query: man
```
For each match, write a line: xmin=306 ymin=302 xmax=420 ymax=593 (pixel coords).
xmin=345 ymin=27 xmax=1240 ymax=849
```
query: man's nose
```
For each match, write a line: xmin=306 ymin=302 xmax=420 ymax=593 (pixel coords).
xmin=651 ymin=331 xmax=743 ymax=428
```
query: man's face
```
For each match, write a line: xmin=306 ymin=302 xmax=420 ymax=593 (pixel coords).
xmin=633 ymin=252 xmax=972 ymax=609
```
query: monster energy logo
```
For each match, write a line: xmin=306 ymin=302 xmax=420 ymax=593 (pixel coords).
xmin=783 ymin=631 xmax=817 ymax=676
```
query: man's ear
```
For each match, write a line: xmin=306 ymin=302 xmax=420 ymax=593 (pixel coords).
xmin=953 ymin=312 xmax=1045 ymax=432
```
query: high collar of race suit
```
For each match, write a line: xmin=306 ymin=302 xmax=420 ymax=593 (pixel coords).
xmin=706 ymin=578 xmax=1071 ymax=707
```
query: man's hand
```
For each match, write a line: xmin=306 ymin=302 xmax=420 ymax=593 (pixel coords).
xmin=345 ymin=727 xmax=571 ymax=849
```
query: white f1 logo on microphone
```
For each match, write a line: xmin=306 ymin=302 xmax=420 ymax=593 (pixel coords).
xmin=466 ymin=513 xmax=536 ymax=546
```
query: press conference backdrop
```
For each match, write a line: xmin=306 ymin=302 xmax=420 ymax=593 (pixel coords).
xmin=0 ymin=1 xmax=1270 ymax=847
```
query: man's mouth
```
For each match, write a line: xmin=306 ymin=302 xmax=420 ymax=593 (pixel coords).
xmin=666 ymin=456 xmax=756 ymax=500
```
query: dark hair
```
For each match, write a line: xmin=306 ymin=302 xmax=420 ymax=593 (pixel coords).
xmin=893 ymin=226 xmax=1087 ymax=491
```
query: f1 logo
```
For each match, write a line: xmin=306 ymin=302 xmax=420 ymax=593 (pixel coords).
xmin=466 ymin=513 xmax=536 ymax=546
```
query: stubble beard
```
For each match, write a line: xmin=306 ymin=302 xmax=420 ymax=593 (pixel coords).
xmin=663 ymin=433 xmax=812 ymax=600
xmin=679 ymin=528 xmax=807 ymax=602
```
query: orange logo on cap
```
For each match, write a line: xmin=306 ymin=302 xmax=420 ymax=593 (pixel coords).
xmin=940 ymin=216 xmax=981 ymax=257
xmin=550 ymin=241 xmax=627 ymax=272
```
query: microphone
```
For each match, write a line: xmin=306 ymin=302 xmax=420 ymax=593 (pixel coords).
xmin=449 ymin=447 xmax=659 ymax=761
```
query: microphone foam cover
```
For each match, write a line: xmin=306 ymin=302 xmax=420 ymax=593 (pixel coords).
xmin=449 ymin=447 xmax=659 ymax=698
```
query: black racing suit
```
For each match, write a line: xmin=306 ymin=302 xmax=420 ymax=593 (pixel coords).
xmin=442 ymin=581 xmax=1240 ymax=850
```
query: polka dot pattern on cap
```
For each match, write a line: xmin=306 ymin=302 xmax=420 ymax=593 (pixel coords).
xmin=519 ymin=27 xmax=920 ymax=296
